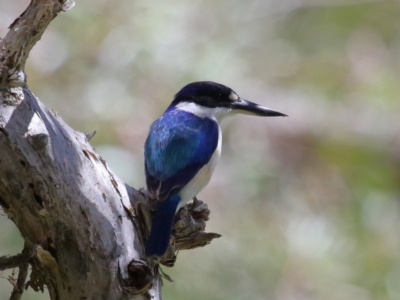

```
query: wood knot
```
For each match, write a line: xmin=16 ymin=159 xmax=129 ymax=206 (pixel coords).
xmin=30 ymin=133 xmax=49 ymax=150
xmin=122 ymin=259 xmax=153 ymax=295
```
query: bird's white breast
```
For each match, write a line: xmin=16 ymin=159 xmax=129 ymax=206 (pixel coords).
xmin=177 ymin=125 xmax=222 ymax=210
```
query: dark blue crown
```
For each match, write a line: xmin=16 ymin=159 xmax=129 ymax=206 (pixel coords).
xmin=169 ymin=81 xmax=237 ymax=109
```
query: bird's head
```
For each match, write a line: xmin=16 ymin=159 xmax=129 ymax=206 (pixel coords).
xmin=167 ymin=81 xmax=287 ymax=119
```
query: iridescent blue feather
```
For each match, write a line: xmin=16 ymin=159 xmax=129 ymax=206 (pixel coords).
xmin=144 ymin=110 xmax=218 ymax=256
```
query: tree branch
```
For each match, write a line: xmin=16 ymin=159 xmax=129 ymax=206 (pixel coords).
xmin=9 ymin=262 xmax=29 ymax=300
xmin=0 ymin=244 xmax=32 ymax=300
xmin=0 ymin=248 xmax=33 ymax=271
xmin=0 ymin=0 xmax=74 ymax=88
xmin=0 ymin=1 xmax=220 ymax=299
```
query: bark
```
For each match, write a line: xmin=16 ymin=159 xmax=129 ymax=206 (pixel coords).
xmin=0 ymin=1 xmax=220 ymax=300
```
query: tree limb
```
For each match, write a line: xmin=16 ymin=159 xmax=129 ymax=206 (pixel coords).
xmin=0 ymin=246 xmax=33 ymax=271
xmin=9 ymin=261 xmax=29 ymax=300
xmin=0 ymin=1 xmax=220 ymax=299
xmin=0 ymin=0 xmax=74 ymax=88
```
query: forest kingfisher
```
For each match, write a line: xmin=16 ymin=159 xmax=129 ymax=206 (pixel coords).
xmin=144 ymin=81 xmax=287 ymax=257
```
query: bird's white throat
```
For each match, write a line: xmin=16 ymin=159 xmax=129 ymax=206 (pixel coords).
xmin=175 ymin=101 xmax=232 ymax=121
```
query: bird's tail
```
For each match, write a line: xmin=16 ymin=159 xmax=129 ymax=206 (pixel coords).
xmin=145 ymin=194 xmax=181 ymax=257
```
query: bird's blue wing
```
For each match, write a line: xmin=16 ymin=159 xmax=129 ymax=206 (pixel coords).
xmin=145 ymin=110 xmax=219 ymax=201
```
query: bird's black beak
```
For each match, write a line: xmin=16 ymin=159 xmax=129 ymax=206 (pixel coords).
xmin=230 ymin=98 xmax=287 ymax=117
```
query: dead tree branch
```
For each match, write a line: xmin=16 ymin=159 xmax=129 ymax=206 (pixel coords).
xmin=8 ymin=244 xmax=31 ymax=300
xmin=0 ymin=248 xmax=32 ymax=271
xmin=0 ymin=1 xmax=220 ymax=299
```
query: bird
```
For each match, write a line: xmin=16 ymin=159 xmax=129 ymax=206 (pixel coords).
xmin=144 ymin=81 xmax=287 ymax=257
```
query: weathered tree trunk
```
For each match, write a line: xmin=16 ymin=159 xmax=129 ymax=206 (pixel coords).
xmin=1 ymin=85 xmax=158 ymax=300
xmin=0 ymin=1 xmax=219 ymax=299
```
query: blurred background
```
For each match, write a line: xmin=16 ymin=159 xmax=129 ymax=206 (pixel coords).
xmin=1 ymin=0 xmax=400 ymax=299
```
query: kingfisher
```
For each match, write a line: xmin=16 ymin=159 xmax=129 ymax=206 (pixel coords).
xmin=144 ymin=81 xmax=287 ymax=257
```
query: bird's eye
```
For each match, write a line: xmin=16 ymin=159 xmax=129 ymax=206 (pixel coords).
xmin=229 ymin=92 xmax=239 ymax=101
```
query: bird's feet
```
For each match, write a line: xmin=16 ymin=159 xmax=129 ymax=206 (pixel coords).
xmin=137 ymin=192 xmax=221 ymax=267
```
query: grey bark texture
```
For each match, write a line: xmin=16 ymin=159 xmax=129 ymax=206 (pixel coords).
xmin=0 ymin=1 xmax=220 ymax=299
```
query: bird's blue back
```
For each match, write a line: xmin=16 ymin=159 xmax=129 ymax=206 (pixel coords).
xmin=145 ymin=109 xmax=219 ymax=202
xmin=144 ymin=109 xmax=219 ymax=256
